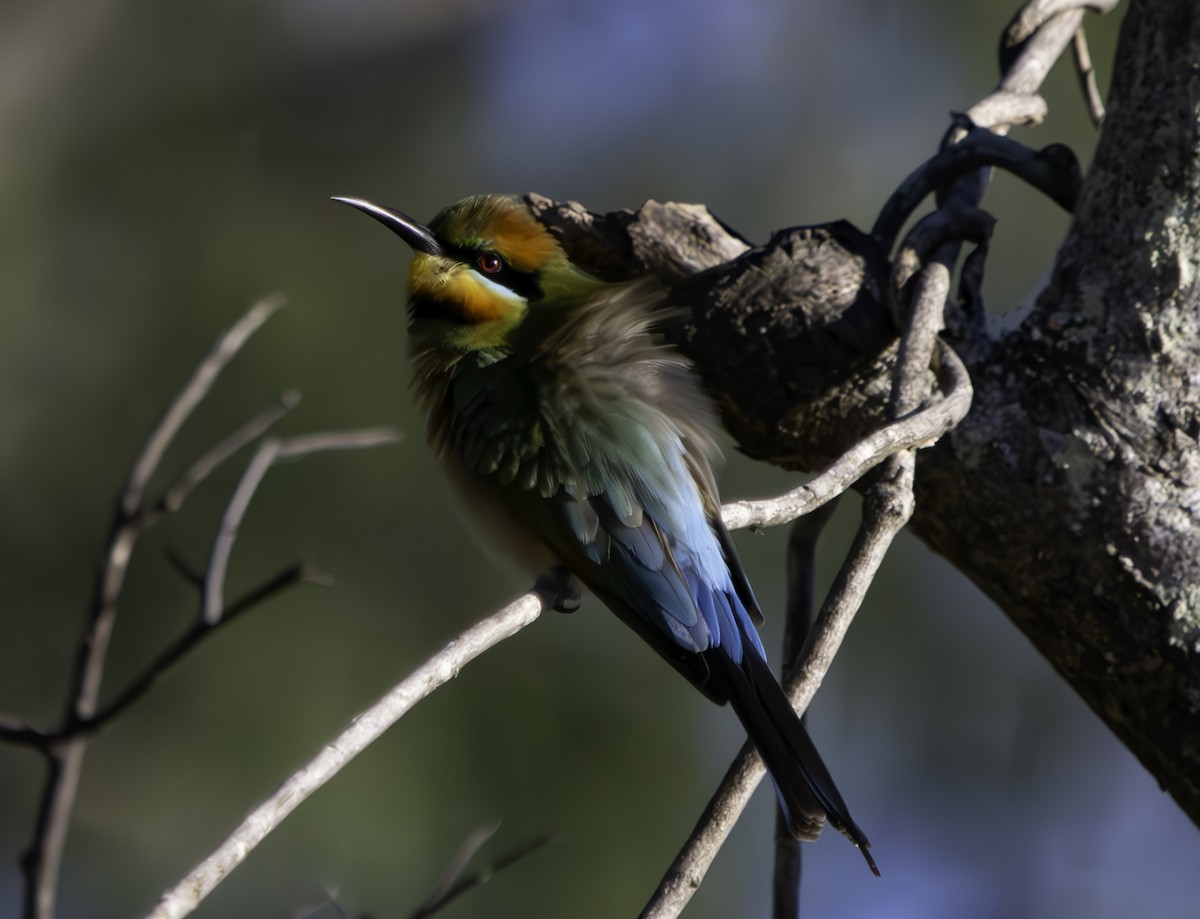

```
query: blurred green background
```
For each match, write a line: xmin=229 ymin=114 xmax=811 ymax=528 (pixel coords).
xmin=2 ymin=1 xmax=1196 ymax=917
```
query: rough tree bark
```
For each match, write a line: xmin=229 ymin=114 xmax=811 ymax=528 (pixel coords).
xmin=532 ymin=0 xmax=1200 ymax=828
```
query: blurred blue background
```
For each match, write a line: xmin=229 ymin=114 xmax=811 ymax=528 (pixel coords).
xmin=2 ymin=0 xmax=1195 ymax=917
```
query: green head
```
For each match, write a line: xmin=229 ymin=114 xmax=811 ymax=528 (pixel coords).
xmin=333 ymin=193 xmax=602 ymax=353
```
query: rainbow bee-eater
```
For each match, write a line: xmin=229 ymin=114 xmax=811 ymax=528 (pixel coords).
xmin=334 ymin=193 xmax=877 ymax=873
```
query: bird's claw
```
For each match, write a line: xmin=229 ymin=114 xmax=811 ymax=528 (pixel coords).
xmin=534 ymin=567 xmax=581 ymax=614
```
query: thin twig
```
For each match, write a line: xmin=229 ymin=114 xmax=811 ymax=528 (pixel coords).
xmin=721 ymin=345 xmax=971 ymax=532
xmin=202 ymin=441 xmax=281 ymax=626
xmin=20 ymin=297 xmax=287 ymax=919
xmin=78 ymin=565 xmax=312 ymax=738
xmin=144 ymin=592 xmax=545 ymax=919
xmin=274 ymin=428 xmax=403 ymax=460
xmin=410 ymin=833 xmax=554 ymax=919
xmin=772 ymin=500 xmax=840 ymax=919
xmin=1000 ymin=0 xmax=1121 ymax=83
xmin=408 ymin=823 xmax=554 ymax=919
xmin=201 ymin=428 xmax=402 ymax=625
xmin=122 ymin=294 xmax=286 ymax=517
xmin=1072 ymin=25 xmax=1106 ymax=125
xmin=410 ymin=821 xmax=503 ymax=919
xmin=788 ymin=455 xmax=915 ymax=723
xmin=2 ymin=566 xmax=311 ymax=748
xmin=871 ymin=129 xmax=1077 ymax=252
xmin=0 ymin=717 xmax=45 ymax=747
xmin=161 ymin=390 xmax=302 ymax=512
xmin=892 ymin=263 xmax=953 ymax=415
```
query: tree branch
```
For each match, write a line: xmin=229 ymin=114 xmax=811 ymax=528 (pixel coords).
xmin=71 ymin=564 xmax=313 ymax=739
xmin=772 ymin=500 xmax=840 ymax=918
xmin=1071 ymin=25 xmax=1107 ymax=125
xmin=11 ymin=296 xmax=401 ymax=919
xmin=143 ymin=592 xmax=546 ymax=919
xmin=720 ymin=342 xmax=970 ymax=531
xmin=407 ymin=822 xmax=554 ymax=919
xmin=159 ymin=389 xmax=301 ymax=513
xmin=872 ymin=129 xmax=1076 ymax=253
xmin=122 ymin=294 xmax=287 ymax=517
xmin=201 ymin=427 xmax=401 ymax=626
xmin=18 ymin=295 xmax=287 ymax=919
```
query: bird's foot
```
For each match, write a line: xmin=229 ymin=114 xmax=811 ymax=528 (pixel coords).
xmin=534 ymin=566 xmax=581 ymax=614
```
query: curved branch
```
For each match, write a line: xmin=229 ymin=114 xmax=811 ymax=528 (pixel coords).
xmin=720 ymin=343 xmax=971 ymax=531
xmin=871 ymin=129 xmax=1079 ymax=252
xmin=202 ymin=427 xmax=401 ymax=625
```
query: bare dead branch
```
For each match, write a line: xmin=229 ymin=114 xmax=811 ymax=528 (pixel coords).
xmin=963 ymin=91 xmax=1048 ymax=131
xmin=14 ymin=294 xmax=401 ymax=919
xmin=892 ymin=263 xmax=953 ymax=415
xmin=3 ymin=565 xmax=312 ymax=749
xmin=122 ymin=294 xmax=286 ymax=517
xmin=161 ymin=390 xmax=302 ymax=512
xmin=646 ymin=235 xmax=951 ymax=913
xmin=0 ymin=717 xmax=45 ymax=748
xmin=1002 ymin=0 xmax=1121 ymax=81
xmin=144 ymin=591 xmax=546 ymax=919
xmin=20 ymin=296 xmax=288 ymax=919
xmin=407 ymin=822 xmax=554 ymax=919
xmin=273 ymin=428 xmax=404 ymax=461
xmin=772 ymin=500 xmax=840 ymax=918
xmin=82 ymin=564 xmax=312 ymax=738
xmin=889 ymin=206 xmax=997 ymax=316
xmin=791 ymin=454 xmax=915 ymax=707
xmin=410 ymin=821 xmax=503 ymax=919
xmin=647 ymin=364 xmax=937 ymax=917
xmin=201 ymin=428 xmax=402 ymax=625
xmin=1072 ymin=25 xmax=1106 ymax=125
xmin=720 ymin=344 xmax=971 ymax=532
xmin=645 ymin=240 xmax=955 ymax=918
xmin=871 ymin=129 xmax=1075 ymax=253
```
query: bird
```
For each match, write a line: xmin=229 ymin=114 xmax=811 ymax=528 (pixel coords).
xmin=333 ymin=192 xmax=878 ymax=874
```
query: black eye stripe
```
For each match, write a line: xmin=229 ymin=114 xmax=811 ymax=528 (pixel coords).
xmin=409 ymin=297 xmax=470 ymax=324
xmin=442 ymin=242 xmax=544 ymax=301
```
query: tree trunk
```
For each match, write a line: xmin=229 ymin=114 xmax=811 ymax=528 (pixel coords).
xmin=914 ymin=0 xmax=1200 ymax=824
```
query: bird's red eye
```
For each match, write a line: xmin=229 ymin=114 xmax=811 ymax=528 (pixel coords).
xmin=477 ymin=253 xmax=503 ymax=274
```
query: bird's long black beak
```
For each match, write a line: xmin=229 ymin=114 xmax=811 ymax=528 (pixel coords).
xmin=331 ymin=196 xmax=444 ymax=256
